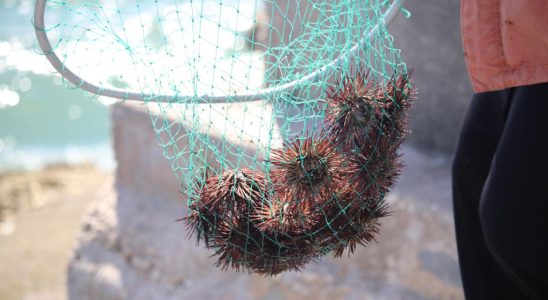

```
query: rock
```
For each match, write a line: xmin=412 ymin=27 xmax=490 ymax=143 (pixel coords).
xmin=0 ymin=165 xmax=111 ymax=299
xmin=391 ymin=0 xmax=473 ymax=153
xmin=0 ymin=217 xmax=15 ymax=236
xmin=67 ymin=103 xmax=463 ymax=299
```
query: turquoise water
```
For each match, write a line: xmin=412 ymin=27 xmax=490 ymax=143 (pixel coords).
xmin=0 ymin=1 xmax=113 ymax=170
xmin=0 ymin=0 xmax=260 ymax=171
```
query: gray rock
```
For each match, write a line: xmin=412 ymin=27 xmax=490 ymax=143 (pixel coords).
xmin=391 ymin=0 xmax=473 ymax=153
xmin=419 ymin=250 xmax=461 ymax=288
xmin=67 ymin=104 xmax=463 ymax=299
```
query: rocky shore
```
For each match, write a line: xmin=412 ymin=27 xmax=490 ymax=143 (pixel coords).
xmin=0 ymin=164 xmax=112 ymax=300
xmin=0 ymin=146 xmax=464 ymax=300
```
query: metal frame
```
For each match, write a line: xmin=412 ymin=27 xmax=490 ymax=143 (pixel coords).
xmin=34 ymin=0 xmax=402 ymax=103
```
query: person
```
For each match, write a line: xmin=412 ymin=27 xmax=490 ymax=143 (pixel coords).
xmin=452 ymin=1 xmax=548 ymax=299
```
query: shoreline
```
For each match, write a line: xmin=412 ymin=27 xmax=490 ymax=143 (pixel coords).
xmin=0 ymin=163 xmax=113 ymax=300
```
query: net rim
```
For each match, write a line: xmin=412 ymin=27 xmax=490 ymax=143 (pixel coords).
xmin=33 ymin=0 xmax=403 ymax=104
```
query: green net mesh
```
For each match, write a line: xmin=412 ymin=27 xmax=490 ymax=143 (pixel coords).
xmin=36 ymin=0 xmax=415 ymax=275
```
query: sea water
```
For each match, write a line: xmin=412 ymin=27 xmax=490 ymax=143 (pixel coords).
xmin=0 ymin=0 xmax=114 ymax=171
xmin=0 ymin=0 xmax=262 ymax=172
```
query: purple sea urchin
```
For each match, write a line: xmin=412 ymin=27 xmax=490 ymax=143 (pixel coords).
xmin=325 ymin=70 xmax=415 ymax=152
xmin=185 ymin=168 xmax=314 ymax=275
xmin=255 ymin=191 xmax=320 ymax=234
xmin=321 ymin=189 xmax=391 ymax=257
xmin=185 ymin=69 xmax=416 ymax=276
xmin=318 ymin=70 xmax=414 ymax=257
xmin=184 ymin=168 xmax=266 ymax=247
xmin=264 ymin=135 xmax=347 ymax=235
xmin=345 ymin=134 xmax=403 ymax=202
xmin=209 ymin=212 xmax=316 ymax=275
xmin=270 ymin=135 xmax=346 ymax=202
xmin=324 ymin=71 xmax=381 ymax=151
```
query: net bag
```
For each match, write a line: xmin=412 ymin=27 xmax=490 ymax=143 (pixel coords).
xmin=34 ymin=0 xmax=415 ymax=275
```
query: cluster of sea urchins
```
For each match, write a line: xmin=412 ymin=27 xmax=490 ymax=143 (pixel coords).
xmin=184 ymin=70 xmax=415 ymax=275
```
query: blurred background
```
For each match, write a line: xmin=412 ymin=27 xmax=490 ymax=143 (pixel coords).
xmin=0 ymin=0 xmax=470 ymax=299
xmin=0 ymin=0 xmax=115 ymax=299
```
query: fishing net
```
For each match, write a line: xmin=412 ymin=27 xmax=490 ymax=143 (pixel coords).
xmin=35 ymin=0 xmax=415 ymax=275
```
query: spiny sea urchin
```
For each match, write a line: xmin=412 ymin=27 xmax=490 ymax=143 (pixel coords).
xmin=185 ymin=168 xmax=314 ymax=275
xmin=255 ymin=191 xmax=320 ymax=234
xmin=344 ymin=133 xmax=403 ymax=202
xmin=374 ymin=71 xmax=415 ymax=140
xmin=325 ymin=70 xmax=414 ymax=152
xmin=185 ymin=168 xmax=266 ymax=246
xmin=246 ymin=235 xmax=318 ymax=275
xmin=317 ymin=69 xmax=414 ymax=258
xmin=209 ymin=209 xmax=316 ymax=275
xmin=185 ymin=69 xmax=416 ymax=276
xmin=264 ymin=134 xmax=347 ymax=235
xmin=269 ymin=134 xmax=346 ymax=201
xmin=324 ymin=70 xmax=382 ymax=151
xmin=317 ymin=189 xmax=390 ymax=258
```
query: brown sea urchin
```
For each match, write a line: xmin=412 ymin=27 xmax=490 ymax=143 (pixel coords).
xmin=255 ymin=191 xmax=319 ymax=234
xmin=185 ymin=168 xmax=313 ymax=274
xmin=185 ymin=168 xmax=265 ymax=252
xmin=325 ymin=70 xmax=414 ymax=152
xmin=320 ymin=70 xmax=414 ymax=257
xmin=185 ymin=69 xmax=415 ymax=276
xmin=208 ymin=215 xmax=315 ymax=275
xmin=318 ymin=188 xmax=391 ymax=258
xmin=269 ymin=135 xmax=346 ymax=201
xmin=263 ymin=135 xmax=348 ymax=234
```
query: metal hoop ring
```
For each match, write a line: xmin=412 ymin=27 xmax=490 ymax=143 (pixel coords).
xmin=34 ymin=0 xmax=402 ymax=103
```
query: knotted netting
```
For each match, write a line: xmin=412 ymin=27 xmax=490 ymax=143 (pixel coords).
xmin=35 ymin=0 xmax=415 ymax=275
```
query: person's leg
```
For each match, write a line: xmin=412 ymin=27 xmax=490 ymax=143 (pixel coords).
xmin=452 ymin=89 xmax=524 ymax=299
xmin=480 ymin=82 xmax=548 ymax=300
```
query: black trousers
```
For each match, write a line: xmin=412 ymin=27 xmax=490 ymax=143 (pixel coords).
xmin=452 ymin=82 xmax=548 ymax=300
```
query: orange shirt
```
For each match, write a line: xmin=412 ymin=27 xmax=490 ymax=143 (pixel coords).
xmin=461 ymin=0 xmax=548 ymax=92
